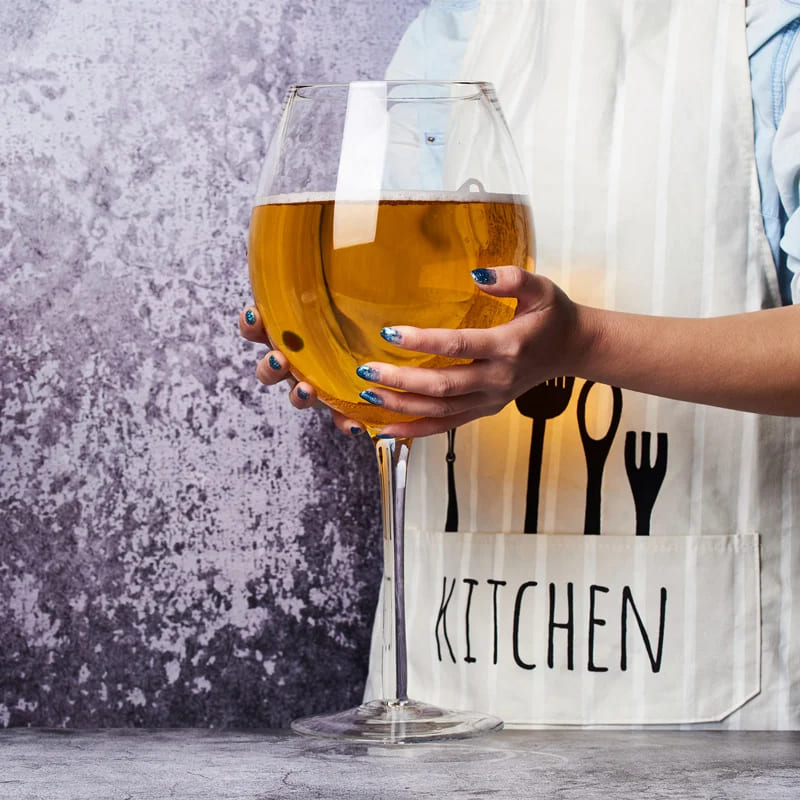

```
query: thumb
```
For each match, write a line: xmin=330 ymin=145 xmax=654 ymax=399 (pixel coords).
xmin=471 ymin=266 xmax=553 ymax=314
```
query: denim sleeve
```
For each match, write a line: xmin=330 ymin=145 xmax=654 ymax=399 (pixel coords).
xmin=773 ymin=18 xmax=800 ymax=304
xmin=748 ymin=1 xmax=800 ymax=304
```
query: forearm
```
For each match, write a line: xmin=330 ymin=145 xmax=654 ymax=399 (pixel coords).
xmin=574 ymin=304 xmax=800 ymax=416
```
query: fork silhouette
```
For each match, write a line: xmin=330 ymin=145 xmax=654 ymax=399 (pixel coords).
xmin=624 ymin=431 xmax=668 ymax=535
xmin=515 ymin=377 xmax=575 ymax=533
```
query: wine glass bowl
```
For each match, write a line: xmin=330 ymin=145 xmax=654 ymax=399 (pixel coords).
xmin=248 ymin=81 xmax=534 ymax=741
xmin=249 ymin=192 xmax=530 ymax=432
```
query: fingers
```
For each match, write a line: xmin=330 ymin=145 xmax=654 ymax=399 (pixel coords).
xmin=254 ymin=350 xmax=313 ymax=407
xmin=471 ymin=266 xmax=552 ymax=314
xmin=359 ymin=383 xmax=497 ymax=421
xmin=376 ymin=268 xmax=547 ymax=361
xmin=356 ymin=361 xmax=503 ymax=420
xmin=356 ymin=360 xmax=505 ymax=399
xmin=287 ymin=380 xmax=317 ymax=410
xmin=379 ymin=324 xmax=503 ymax=361
xmin=253 ymin=351 xmax=365 ymax=435
xmin=332 ymin=410 xmax=367 ymax=438
xmin=243 ymin=306 xmax=364 ymax=435
xmin=239 ymin=305 xmax=270 ymax=343
xmin=256 ymin=349 xmax=291 ymax=386
xmin=247 ymin=309 xmax=312 ymax=399
xmin=286 ymin=378 xmax=365 ymax=435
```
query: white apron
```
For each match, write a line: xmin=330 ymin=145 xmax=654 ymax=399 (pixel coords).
xmin=368 ymin=0 xmax=800 ymax=728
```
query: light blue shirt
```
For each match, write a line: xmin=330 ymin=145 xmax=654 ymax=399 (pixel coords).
xmin=391 ymin=0 xmax=800 ymax=304
xmin=748 ymin=0 xmax=800 ymax=304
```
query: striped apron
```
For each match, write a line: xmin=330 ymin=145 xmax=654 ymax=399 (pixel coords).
xmin=367 ymin=0 xmax=799 ymax=728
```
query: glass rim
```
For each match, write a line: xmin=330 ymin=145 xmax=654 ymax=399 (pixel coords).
xmin=290 ymin=80 xmax=492 ymax=101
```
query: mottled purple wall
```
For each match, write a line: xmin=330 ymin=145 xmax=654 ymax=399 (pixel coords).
xmin=0 ymin=0 xmax=426 ymax=728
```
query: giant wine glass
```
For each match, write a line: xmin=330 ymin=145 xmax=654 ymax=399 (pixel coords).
xmin=248 ymin=82 xmax=534 ymax=742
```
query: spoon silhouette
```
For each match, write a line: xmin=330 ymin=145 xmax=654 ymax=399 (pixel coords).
xmin=577 ymin=381 xmax=623 ymax=535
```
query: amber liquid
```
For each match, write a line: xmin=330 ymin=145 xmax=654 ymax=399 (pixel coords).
xmin=248 ymin=193 xmax=535 ymax=431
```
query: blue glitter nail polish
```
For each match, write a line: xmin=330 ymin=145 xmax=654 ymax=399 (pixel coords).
xmin=356 ymin=365 xmax=379 ymax=382
xmin=471 ymin=268 xmax=497 ymax=285
xmin=297 ymin=387 xmax=310 ymax=401
xmin=380 ymin=327 xmax=402 ymax=344
xmin=376 ymin=434 xmax=394 ymax=439
xmin=268 ymin=355 xmax=281 ymax=371
xmin=360 ymin=390 xmax=383 ymax=406
xmin=244 ymin=309 xmax=256 ymax=325
xmin=350 ymin=426 xmax=362 ymax=435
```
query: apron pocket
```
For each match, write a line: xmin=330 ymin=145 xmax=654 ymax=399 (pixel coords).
xmin=367 ymin=530 xmax=761 ymax=726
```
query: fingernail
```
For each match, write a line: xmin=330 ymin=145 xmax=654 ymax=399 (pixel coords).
xmin=376 ymin=433 xmax=394 ymax=439
xmin=471 ymin=268 xmax=497 ymax=285
xmin=296 ymin=387 xmax=310 ymax=401
xmin=356 ymin=365 xmax=380 ymax=382
xmin=268 ymin=355 xmax=282 ymax=371
xmin=360 ymin=390 xmax=383 ymax=406
xmin=244 ymin=308 xmax=256 ymax=325
xmin=380 ymin=327 xmax=402 ymax=344
xmin=350 ymin=426 xmax=363 ymax=436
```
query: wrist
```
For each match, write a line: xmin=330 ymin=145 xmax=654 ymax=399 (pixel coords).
xmin=568 ymin=304 xmax=607 ymax=379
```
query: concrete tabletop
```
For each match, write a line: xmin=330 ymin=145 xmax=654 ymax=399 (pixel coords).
xmin=1 ymin=728 xmax=798 ymax=799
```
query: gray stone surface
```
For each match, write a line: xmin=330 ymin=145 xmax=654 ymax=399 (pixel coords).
xmin=2 ymin=729 xmax=799 ymax=799
xmin=0 ymin=0 xmax=427 ymax=728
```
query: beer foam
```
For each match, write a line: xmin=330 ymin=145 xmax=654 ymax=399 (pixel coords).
xmin=257 ymin=190 xmax=526 ymax=205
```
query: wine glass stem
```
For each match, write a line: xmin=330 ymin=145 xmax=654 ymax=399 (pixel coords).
xmin=374 ymin=436 xmax=413 ymax=705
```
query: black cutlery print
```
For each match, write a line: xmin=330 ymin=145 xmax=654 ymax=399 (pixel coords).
xmin=515 ymin=378 xmax=576 ymax=533
xmin=446 ymin=383 xmax=663 ymax=538
xmin=445 ymin=428 xmax=458 ymax=532
xmin=624 ymin=431 xmax=668 ymax=535
xmin=577 ymin=381 xmax=623 ymax=535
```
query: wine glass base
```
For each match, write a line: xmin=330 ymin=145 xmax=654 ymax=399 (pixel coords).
xmin=290 ymin=698 xmax=503 ymax=743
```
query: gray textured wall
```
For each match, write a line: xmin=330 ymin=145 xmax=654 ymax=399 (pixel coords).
xmin=0 ymin=0 xmax=426 ymax=728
